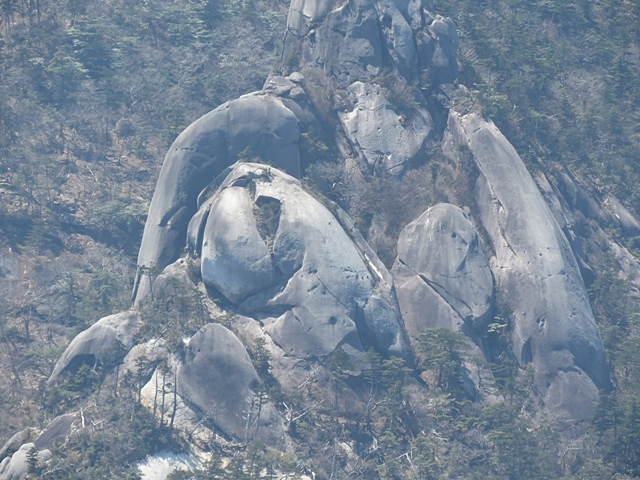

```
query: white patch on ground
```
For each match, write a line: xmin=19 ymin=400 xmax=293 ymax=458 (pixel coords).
xmin=138 ymin=450 xmax=199 ymax=480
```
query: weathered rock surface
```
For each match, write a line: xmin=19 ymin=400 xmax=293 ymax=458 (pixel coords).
xmin=151 ymin=258 xmax=198 ymax=301
xmin=537 ymin=171 xmax=640 ymax=291
xmin=535 ymin=172 xmax=596 ymax=286
xmin=189 ymin=162 xmax=410 ymax=373
xmin=48 ymin=310 xmax=141 ymax=385
xmin=282 ymin=0 xmax=457 ymax=174
xmin=0 ymin=432 xmax=33 ymax=463
xmin=200 ymin=185 xmax=282 ymax=305
xmin=176 ymin=323 xmax=286 ymax=447
xmin=287 ymin=0 xmax=384 ymax=84
xmin=444 ymin=111 xmax=611 ymax=422
xmin=392 ymin=203 xmax=493 ymax=340
xmin=553 ymin=169 xmax=640 ymax=234
xmin=133 ymin=90 xmax=308 ymax=304
xmin=33 ymin=414 xmax=77 ymax=450
xmin=339 ymin=81 xmax=433 ymax=174
xmin=0 ymin=443 xmax=51 ymax=480
xmin=284 ymin=0 xmax=457 ymax=87
xmin=35 ymin=0 xmax=627 ymax=464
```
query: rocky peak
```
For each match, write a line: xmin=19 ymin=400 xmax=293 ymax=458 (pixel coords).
xmin=27 ymin=0 xmax=640 ymax=477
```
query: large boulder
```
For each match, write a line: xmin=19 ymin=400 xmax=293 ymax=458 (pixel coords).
xmin=0 ymin=432 xmax=33 ymax=464
xmin=176 ymin=323 xmax=286 ymax=447
xmin=187 ymin=162 xmax=411 ymax=381
xmin=133 ymin=91 xmax=306 ymax=304
xmin=48 ymin=310 xmax=141 ymax=385
xmin=182 ymin=163 xmax=410 ymax=383
xmin=191 ymin=164 xmax=408 ymax=358
xmin=392 ymin=203 xmax=493 ymax=341
xmin=0 ymin=443 xmax=51 ymax=480
xmin=444 ymin=111 xmax=611 ymax=423
xmin=200 ymin=185 xmax=282 ymax=305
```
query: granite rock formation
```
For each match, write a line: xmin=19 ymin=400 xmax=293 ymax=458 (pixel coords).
xmin=176 ymin=323 xmax=286 ymax=447
xmin=189 ymin=162 xmax=410 ymax=383
xmin=0 ymin=443 xmax=51 ymax=480
xmin=48 ymin=310 xmax=141 ymax=385
xmin=43 ymin=0 xmax=634 ymax=466
xmin=443 ymin=111 xmax=611 ymax=422
xmin=132 ymin=86 xmax=314 ymax=305
xmin=392 ymin=203 xmax=493 ymax=341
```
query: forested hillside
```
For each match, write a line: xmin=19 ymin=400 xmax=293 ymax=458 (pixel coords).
xmin=437 ymin=0 xmax=640 ymax=215
xmin=1 ymin=0 xmax=640 ymax=478
xmin=0 ymin=0 xmax=288 ymax=450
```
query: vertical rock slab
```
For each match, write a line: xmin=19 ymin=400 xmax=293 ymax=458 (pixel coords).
xmin=392 ymin=203 xmax=493 ymax=341
xmin=445 ymin=111 xmax=611 ymax=423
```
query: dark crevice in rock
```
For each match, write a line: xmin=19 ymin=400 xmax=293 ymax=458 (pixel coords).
xmin=310 ymin=272 xmax=353 ymax=313
xmin=188 ymin=207 xmax=210 ymax=257
xmin=397 ymin=257 xmax=473 ymax=321
xmin=239 ymin=303 xmax=297 ymax=319
xmin=521 ymin=337 xmax=533 ymax=365
xmin=253 ymin=196 xmax=282 ymax=253
xmin=353 ymin=300 xmax=378 ymax=354
xmin=416 ymin=272 xmax=474 ymax=318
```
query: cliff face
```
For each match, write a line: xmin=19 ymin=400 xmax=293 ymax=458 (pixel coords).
xmin=9 ymin=0 xmax=640 ymax=477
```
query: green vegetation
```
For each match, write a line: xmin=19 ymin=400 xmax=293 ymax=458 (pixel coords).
xmin=434 ymin=0 xmax=640 ymax=216
xmin=0 ymin=0 xmax=288 ymax=447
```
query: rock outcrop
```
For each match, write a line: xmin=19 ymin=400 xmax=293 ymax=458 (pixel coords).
xmin=48 ymin=310 xmax=141 ymax=385
xmin=444 ymin=111 xmax=611 ymax=422
xmin=38 ymin=2 xmax=635 ymax=473
xmin=281 ymin=0 xmax=458 ymax=174
xmin=0 ymin=443 xmax=51 ymax=480
xmin=125 ymin=0 xmax=615 ymax=429
xmin=133 ymin=86 xmax=312 ymax=304
xmin=339 ymin=81 xmax=433 ymax=174
xmin=176 ymin=323 xmax=286 ymax=447
xmin=189 ymin=162 xmax=410 ymax=375
xmin=0 ymin=432 xmax=33 ymax=464
xmin=537 ymin=168 xmax=640 ymax=291
xmin=392 ymin=203 xmax=493 ymax=341
xmin=284 ymin=0 xmax=458 ymax=87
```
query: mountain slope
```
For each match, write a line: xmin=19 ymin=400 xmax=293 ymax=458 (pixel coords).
xmin=1 ymin=0 xmax=640 ymax=479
